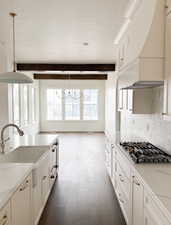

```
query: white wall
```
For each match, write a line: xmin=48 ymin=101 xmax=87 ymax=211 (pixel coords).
xmin=39 ymin=79 xmax=105 ymax=132
xmin=105 ymin=72 xmax=120 ymax=142
xmin=120 ymin=87 xmax=171 ymax=154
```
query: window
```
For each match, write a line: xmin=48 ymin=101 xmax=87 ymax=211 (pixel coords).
xmin=31 ymin=87 xmax=36 ymax=122
xmin=46 ymin=88 xmax=99 ymax=121
xmin=65 ymin=89 xmax=80 ymax=120
xmin=23 ymin=85 xmax=29 ymax=124
xmin=83 ymin=89 xmax=98 ymax=120
xmin=47 ymin=89 xmax=62 ymax=120
xmin=12 ymin=84 xmax=20 ymax=125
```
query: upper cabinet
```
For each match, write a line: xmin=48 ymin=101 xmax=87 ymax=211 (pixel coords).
xmin=117 ymin=0 xmax=165 ymax=71
xmin=116 ymin=0 xmax=165 ymax=85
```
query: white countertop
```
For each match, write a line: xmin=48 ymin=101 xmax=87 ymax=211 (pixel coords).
xmin=7 ymin=134 xmax=59 ymax=152
xmin=0 ymin=134 xmax=59 ymax=210
xmin=117 ymin=144 xmax=171 ymax=222
xmin=0 ymin=163 xmax=33 ymax=210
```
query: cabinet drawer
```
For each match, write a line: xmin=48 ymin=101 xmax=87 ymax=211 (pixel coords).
xmin=117 ymin=151 xmax=131 ymax=180
xmin=116 ymin=161 xmax=130 ymax=200
xmin=11 ymin=174 xmax=32 ymax=225
xmin=144 ymin=191 xmax=170 ymax=225
xmin=116 ymin=182 xmax=129 ymax=225
xmin=0 ymin=202 xmax=11 ymax=225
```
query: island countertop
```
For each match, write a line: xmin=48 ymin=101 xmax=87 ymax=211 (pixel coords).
xmin=7 ymin=134 xmax=59 ymax=151
xmin=0 ymin=163 xmax=33 ymax=210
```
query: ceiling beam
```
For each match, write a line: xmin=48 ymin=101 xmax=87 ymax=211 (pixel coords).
xmin=33 ymin=74 xmax=108 ymax=80
xmin=17 ymin=63 xmax=115 ymax=72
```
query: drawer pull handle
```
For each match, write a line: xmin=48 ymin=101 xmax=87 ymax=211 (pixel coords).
xmin=19 ymin=180 xmax=29 ymax=192
xmin=0 ymin=215 xmax=8 ymax=225
xmin=119 ymin=198 xmax=124 ymax=204
xmin=43 ymin=176 xmax=47 ymax=180
xmin=134 ymin=181 xmax=140 ymax=186
xmin=120 ymin=178 xmax=124 ymax=182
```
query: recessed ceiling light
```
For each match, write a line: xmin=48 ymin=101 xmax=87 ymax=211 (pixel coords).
xmin=83 ymin=42 xmax=89 ymax=46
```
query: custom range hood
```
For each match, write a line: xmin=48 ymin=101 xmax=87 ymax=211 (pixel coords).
xmin=118 ymin=0 xmax=165 ymax=90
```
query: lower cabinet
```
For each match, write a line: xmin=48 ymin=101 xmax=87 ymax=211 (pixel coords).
xmin=111 ymin=146 xmax=171 ymax=225
xmin=0 ymin=202 xmax=11 ymax=225
xmin=115 ymin=152 xmax=131 ymax=225
xmin=33 ymin=152 xmax=51 ymax=225
xmin=132 ymin=174 xmax=144 ymax=225
xmin=11 ymin=174 xmax=32 ymax=225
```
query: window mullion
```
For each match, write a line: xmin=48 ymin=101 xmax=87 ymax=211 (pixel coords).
xmin=62 ymin=89 xmax=65 ymax=120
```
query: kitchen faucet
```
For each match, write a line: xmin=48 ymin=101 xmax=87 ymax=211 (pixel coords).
xmin=0 ymin=124 xmax=24 ymax=154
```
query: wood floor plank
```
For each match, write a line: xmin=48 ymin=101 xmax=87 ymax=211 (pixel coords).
xmin=38 ymin=133 xmax=126 ymax=225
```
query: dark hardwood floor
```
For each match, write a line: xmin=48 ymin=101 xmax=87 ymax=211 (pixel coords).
xmin=39 ymin=133 xmax=126 ymax=225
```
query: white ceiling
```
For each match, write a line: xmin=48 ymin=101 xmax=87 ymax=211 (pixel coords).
xmin=13 ymin=0 xmax=128 ymax=63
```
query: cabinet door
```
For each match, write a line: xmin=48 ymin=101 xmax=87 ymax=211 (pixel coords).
xmin=127 ymin=90 xmax=133 ymax=112
xmin=11 ymin=175 xmax=32 ymax=225
xmin=132 ymin=175 xmax=144 ymax=225
xmin=40 ymin=154 xmax=50 ymax=206
xmin=165 ymin=14 xmax=171 ymax=115
xmin=118 ymin=89 xmax=123 ymax=111
xmin=0 ymin=202 xmax=11 ymax=225
xmin=41 ymin=174 xmax=49 ymax=206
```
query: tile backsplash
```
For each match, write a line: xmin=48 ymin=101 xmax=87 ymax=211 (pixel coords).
xmin=120 ymin=87 xmax=171 ymax=154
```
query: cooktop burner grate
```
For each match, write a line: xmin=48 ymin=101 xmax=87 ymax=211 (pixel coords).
xmin=120 ymin=142 xmax=171 ymax=163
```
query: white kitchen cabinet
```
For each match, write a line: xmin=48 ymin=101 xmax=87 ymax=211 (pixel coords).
xmin=40 ymin=153 xmax=50 ymax=207
xmin=33 ymin=152 xmax=51 ymax=225
xmin=132 ymin=174 xmax=144 ymax=225
xmin=11 ymin=174 xmax=32 ymax=225
xmin=0 ymin=202 xmax=11 ymax=225
xmin=115 ymin=150 xmax=131 ymax=225
xmin=117 ymin=0 xmax=164 ymax=72
xmin=118 ymin=89 xmax=124 ymax=111
xmin=164 ymin=13 xmax=171 ymax=119
xmin=105 ymin=137 xmax=113 ymax=178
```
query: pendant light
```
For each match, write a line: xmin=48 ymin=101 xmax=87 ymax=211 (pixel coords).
xmin=65 ymin=74 xmax=80 ymax=100
xmin=0 ymin=13 xmax=33 ymax=83
xmin=55 ymin=74 xmax=81 ymax=100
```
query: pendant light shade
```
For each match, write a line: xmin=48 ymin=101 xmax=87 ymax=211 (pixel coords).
xmin=0 ymin=72 xmax=33 ymax=83
xmin=0 ymin=13 xmax=33 ymax=84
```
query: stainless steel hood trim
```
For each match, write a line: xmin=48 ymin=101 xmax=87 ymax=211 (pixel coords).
xmin=122 ymin=81 xmax=164 ymax=90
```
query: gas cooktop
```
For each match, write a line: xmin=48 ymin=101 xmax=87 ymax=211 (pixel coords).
xmin=120 ymin=142 xmax=171 ymax=164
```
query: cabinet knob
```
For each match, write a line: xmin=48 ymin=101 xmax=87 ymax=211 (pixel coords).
xmin=0 ymin=215 xmax=8 ymax=225
xmin=43 ymin=176 xmax=47 ymax=180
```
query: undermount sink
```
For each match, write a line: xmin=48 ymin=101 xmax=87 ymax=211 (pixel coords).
xmin=0 ymin=146 xmax=49 ymax=163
